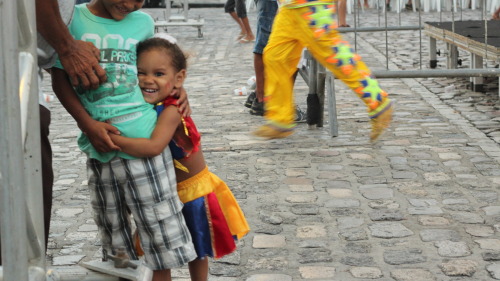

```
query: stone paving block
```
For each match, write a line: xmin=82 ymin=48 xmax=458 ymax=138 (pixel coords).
xmin=246 ymin=274 xmax=292 ymax=281
xmin=423 ymin=172 xmax=451 ymax=181
xmin=361 ymin=187 xmax=394 ymax=200
xmin=54 ymin=208 xmax=84 ymax=218
xmin=299 ymin=266 xmax=335 ymax=279
xmin=418 ymin=216 xmax=450 ymax=226
xmin=288 ymin=185 xmax=314 ymax=192
xmin=383 ymin=249 xmax=427 ymax=265
xmin=475 ymin=239 xmax=500 ymax=250
xmin=368 ymin=222 xmax=413 ymax=238
xmin=434 ymin=241 xmax=472 ymax=257
xmin=349 ymin=266 xmax=383 ymax=279
xmin=451 ymin=212 xmax=485 ymax=224
xmin=439 ymin=259 xmax=478 ymax=277
xmin=325 ymin=199 xmax=360 ymax=208
xmin=298 ymin=248 xmax=333 ymax=263
xmin=245 ymin=256 xmax=288 ymax=271
xmin=465 ymin=225 xmax=494 ymax=237
xmin=390 ymin=269 xmax=435 ymax=281
xmin=368 ymin=200 xmax=400 ymax=209
xmin=337 ymin=217 xmax=364 ymax=230
xmin=419 ymin=229 xmax=461 ymax=242
xmin=285 ymin=194 xmax=318 ymax=203
xmin=408 ymin=206 xmax=444 ymax=215
xmin=483 ymin=252 xmax=500 ymax=261
xmin=483 ymin=206 xmax=500 ymax=216
xmin=252 ymin=235 xmax=286 ymax=248
xmin=296 ymin=225 xmax=327 ymax=238
xmin=327 ymin=188 xmax=353 ymax=198
xmin=486 ymin=263 xmax=500 ymax=280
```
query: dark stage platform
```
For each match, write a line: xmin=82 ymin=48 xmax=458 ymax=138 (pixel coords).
xmin=426 ymin=20 xmax=500 ymax=47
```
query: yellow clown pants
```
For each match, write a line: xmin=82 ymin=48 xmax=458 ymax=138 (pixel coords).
xmin=263 ymin=4 xmax=392 ymax=130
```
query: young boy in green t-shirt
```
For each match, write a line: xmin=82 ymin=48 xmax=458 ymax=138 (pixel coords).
xmin=50 ymin=1 xmax=196 ymax=280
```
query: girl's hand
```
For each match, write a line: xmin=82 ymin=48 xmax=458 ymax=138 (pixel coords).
xmin=80 ymin=120 xmax=121 ymax=152
xmin=171 ymin=86 xmax=192 ymax=117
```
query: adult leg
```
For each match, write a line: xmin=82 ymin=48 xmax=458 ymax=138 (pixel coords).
xmin=225 ymin=0 xmax=246 ymax=38
xmin=240 ymin=17 xmax=255 ymax=41
xmin=292 ymin=5 xmax=393 ymax=141
xmin=253 ymin=0 xmax=278 ymax=103
xmin=254 ymin=53 xmax=265 ymax=102
xmin=252 ymin=8 xmax=304 ymax=138
xmin=40 ymin=104 xmax=54 ymax=249
xmin=235 ymin=0 xmax=255 ymax=41
xmin=229 ymin=12 xmax=246 ymax=37
xmin=337 ymin=0 xmax=349 ymax=27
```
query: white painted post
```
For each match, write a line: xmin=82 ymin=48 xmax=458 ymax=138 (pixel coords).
xmin=0 ymin=0 xmax=31 ymax=279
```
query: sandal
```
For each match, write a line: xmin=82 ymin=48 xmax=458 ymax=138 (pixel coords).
xmin=237 ymin=33 xmax=246 ymax=41
xmin=239 ymin=38 xmax=255 ymax=43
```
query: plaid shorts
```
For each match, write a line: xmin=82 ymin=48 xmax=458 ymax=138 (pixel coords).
xmin=87 ymin=149 xmax=197 ymax=270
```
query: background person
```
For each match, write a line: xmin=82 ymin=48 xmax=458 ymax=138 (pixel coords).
xmin=225 ymin=0 xmax=256 ymax=42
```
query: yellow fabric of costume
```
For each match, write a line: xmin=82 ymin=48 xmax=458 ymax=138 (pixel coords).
xmin=263 ymin=3 xmax=391 ymax=129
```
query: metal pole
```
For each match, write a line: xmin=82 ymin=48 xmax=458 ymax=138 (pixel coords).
xmin=337 ymin=25 xmax=423 ymax=32
xmin=384 ymin=0 xmax=388 ymax=69
xmin=326 ymin=73 xmax=338 ymax=137
xmin=483 ymin=0 xmax=488 ymax=64
xmin=0 ymin=1 xmax=30 ymax=280
xmin=354 ymin=0 xmax=358 ymax=52
xmin=372 ymin=68 xmax=500 ymax=78
xmin=418 ymin=0 xmax=422 ymax=69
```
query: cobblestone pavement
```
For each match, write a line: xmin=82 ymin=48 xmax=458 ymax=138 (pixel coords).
xmin=43 ymin=6 xmax=500 ymax=281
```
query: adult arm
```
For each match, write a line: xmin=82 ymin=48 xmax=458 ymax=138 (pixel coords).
xmin=51 ymin=68 xmax=120 ymax=152
xmin=36 ymin=0 xmax=106 ymax=89
xmin=109 ymin=106 xmax=181 ymax=158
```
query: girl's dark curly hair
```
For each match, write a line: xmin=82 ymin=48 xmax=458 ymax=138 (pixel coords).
xmin=136 ymin=37 xmax=187 ymax=71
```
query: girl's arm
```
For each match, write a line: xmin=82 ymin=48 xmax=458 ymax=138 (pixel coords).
xmin=109 ymin=105 xmax=181 ymax=158
xmin=50 ymin=68 xmax=120 ymax=152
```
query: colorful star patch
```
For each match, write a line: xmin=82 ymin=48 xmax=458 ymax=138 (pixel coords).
xmin=355 ymin=76 xmax=388 ymax=110
xmin=326 ymin=41 xmax=360 ymax=75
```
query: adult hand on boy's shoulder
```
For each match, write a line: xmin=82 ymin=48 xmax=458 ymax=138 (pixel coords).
xmin=81 ymin=120 xmax=121 ymax=152
xmin=171 ymin=87 xmax=192 ymax=117
xmin=59 ymin=40 xmax=107 ymax=90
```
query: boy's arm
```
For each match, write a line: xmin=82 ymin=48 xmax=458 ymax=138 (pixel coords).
xmin=51 ymin=68 xmax=120 ymax=152
xmin=109 ymin=106 xmax=181 ymax=158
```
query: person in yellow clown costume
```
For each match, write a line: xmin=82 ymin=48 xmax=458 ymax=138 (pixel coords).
xmin=252 ymin=0 xmax=393 ymax=141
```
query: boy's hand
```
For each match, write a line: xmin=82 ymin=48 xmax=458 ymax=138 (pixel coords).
xmin=59 ymin=40 xmax=107 ymax=90
xmin=81 ymin=120 xmax=121 ymax=152
xmin=171 ymin=87 xmax=192 ymax=117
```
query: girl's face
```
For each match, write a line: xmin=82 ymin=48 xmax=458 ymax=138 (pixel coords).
xmin=88 ymin=0 xmax=144 ymax=20
xmin=137 ymin=49 xmax=186 ymax=105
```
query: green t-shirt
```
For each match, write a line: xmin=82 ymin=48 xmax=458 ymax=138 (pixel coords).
xmin=55 ymin=4 xmax=156 ymax=162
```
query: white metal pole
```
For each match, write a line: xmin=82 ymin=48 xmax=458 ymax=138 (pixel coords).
xmin=0 ymin=0 xmax=30 ymax=280
xmin=17 ymin=0 xmax=46 ymax=268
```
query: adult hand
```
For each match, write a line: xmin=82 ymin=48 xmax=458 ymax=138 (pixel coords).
xmin=80 ymin=120 xmax=121 ymax=153
xmin=171 ymin=87 xmax=192 ymax=117
xmin=493 ymin=7 xmax=500 ymax=19
xmin=59 ymin=40 xmax=107 ymax=90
